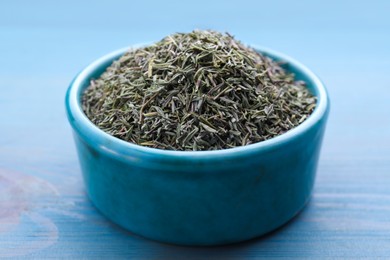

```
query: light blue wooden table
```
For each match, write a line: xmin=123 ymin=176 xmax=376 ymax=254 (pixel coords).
xmin=1 ymin=1 xmax=390 ymax=258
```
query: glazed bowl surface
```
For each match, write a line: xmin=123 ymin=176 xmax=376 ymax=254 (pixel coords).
xmin=65 ymin=45 xmax=330 ymax=246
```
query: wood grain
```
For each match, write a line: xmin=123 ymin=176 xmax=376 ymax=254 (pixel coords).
xmin=0 ymin=0 xmax=389 ymax=258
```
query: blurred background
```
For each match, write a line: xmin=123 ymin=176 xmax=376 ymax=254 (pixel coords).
xmin=0 ymin=0 xmax=389 ymax=258
xmin=1 ymin=0 xmax=389 ymax=161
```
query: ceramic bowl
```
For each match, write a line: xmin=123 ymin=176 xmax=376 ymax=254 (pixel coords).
xmin=65 ymin=46 xmax=330 ymax=246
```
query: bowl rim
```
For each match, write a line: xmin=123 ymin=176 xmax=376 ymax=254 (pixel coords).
xmin=65 ymin=45 xmax=329 ymax=162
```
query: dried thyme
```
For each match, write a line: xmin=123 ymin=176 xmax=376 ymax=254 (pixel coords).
xmin=82 ymin=30 xmax=316 ymax=151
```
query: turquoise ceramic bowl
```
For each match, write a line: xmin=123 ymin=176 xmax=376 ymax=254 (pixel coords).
xmin=65 ymin=46 xmax=329 ymax=246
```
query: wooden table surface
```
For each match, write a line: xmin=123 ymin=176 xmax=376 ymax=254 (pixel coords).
xmin=1 ymin=1 xmax=390 ymax=258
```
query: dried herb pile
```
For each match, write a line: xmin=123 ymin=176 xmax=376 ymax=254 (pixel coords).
xmin=82 ymin=30 xmax=316 ymax=151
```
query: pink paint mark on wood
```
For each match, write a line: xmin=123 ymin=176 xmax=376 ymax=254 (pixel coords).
xmin=0 ymin=212 xmax=59 ymax=257
xmin=0 ymin=171 xmax=29 ymax=233
xmin=0 ymin=168 xmax=60 ymax=256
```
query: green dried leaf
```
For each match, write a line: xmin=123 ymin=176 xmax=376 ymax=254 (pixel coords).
xmin=82 ymin=30 xmax=316 ymax=151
